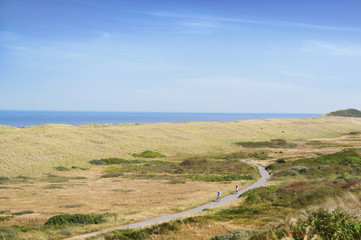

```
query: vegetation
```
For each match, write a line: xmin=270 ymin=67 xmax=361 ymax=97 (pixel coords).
xmin=44 ymin=214 xmax=105 ymax=226
xmin=102 ymin=157 xmax=259 ymax=182
xmin=103 ymin=217 xmax=205 ymax=239
xmin=266 ymin=148 xmax=361 ymax=179
xmin=11 ymin=210 xmax=34 ymax=216
xmin=210 ymin=229 xmax=260 ymax=240
xmin=327 ymin=108 xmax=361 ymax=117
xmin=132 ymin=150 xmax=165 ymax=158
xmin=289 ymin=208 xmax=361 ymax=240
xmin=305 ymin=140 xmax=351 ymax=148
xmin=236 ymin=139 xmax=296 ymax=148
xmin=89 ymin=158 xmax=142 ymax=165
xmin=1 ymin=117 xmax=361 ymax=240
xmin=54 ymin=166 xmax=70 ymax=171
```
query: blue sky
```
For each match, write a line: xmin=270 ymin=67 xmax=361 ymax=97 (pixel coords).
xmin=1 ymin=0 xmax=361 ymax=113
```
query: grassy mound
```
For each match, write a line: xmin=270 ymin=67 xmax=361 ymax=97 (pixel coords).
xmin=327 ymin=108 xmax=361 ymax=117
xmin=132 ymin=150 xmax=165 ymax=158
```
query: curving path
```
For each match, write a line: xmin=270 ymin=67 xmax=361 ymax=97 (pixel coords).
xmin=66 ymin=160 xmax=270 ymax=240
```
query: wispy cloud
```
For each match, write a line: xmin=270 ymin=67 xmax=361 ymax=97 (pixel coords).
xmin=144 ymin=11 xmax=361 ymax=33
xmin=302 ymin=41 xmax=361 ymax=57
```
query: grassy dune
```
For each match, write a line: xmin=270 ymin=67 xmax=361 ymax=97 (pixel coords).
xmin=1 ymin=116 xmax=361 ymax=177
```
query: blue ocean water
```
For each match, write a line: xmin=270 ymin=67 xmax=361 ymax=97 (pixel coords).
xmin=0 ymin=111 xmax=320 ymax=127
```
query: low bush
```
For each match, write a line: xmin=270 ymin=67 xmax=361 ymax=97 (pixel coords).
xmin=90 ymin=158 xmax=142 ymax=165
xmin=242 ymin=186 xmax=283 ymax=204
xmin=44 ymin=214 xmax=105 ymax=226
xmin=0 ymin=227 xmax=19 ymax=239
xmin=60 ymin=204 xmax=84 ymax=208
xmin=54 ymin=166 xmax=69 ymax=171
xmin=276 ymin=158 xmax=286 ymax=164
xmin=132 ymin=150 xmax=165 ymax=158
xmin=43 ymin=184 xmax=64 ymax=189
xmin=235 ymin=139 xmax=296 ymax=148
xmin=210 ymin=229 xmax=259 ymax=240
xmin=190 ymin=174 xmax=254 ymax=182
xmin=289 ymin=208 xmax=361 ymax=240
xmin=100 ymin=173 xmax=123 ymax=178
xmin=59 ymin=230 xmax=72 ymax=236
xmin=0 ymin=216 xmax=14 ymax=222
xmin=104 ymin=217 xmax=205 ymax=239
xmin=167 ymin=179 xmax=186 ymax=184
xmin=11 ymin=210 xmax=34 ymax=216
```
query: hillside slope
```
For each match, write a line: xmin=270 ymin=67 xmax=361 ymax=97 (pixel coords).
xmin=1 ymin=117 xmax=361 ymax=177
xmin=326 ymin=108 xmax=361 ymax=117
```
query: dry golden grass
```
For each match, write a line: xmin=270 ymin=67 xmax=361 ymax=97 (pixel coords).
xmin=0 ymin=164 xmax=253 ymax=235
xmin=1 ymin=116 xmax=361 ymax=239
xmin=1 ymin=116 xmax=361 ymax=177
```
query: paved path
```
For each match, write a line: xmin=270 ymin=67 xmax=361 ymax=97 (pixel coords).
xmin=66 ymin=160 xmax=270 ymax=240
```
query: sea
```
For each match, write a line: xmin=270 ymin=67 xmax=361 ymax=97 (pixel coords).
xmin=0 ymin=111 xmax=319 ymax=128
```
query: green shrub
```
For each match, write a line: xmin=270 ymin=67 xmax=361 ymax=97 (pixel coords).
xmin=101 ymin=172 xmax=123 ymax=178
xmin=60 ymin=204 xmax=84 ymax=208
xmin=11 ymin=210 xmax=34 ymax=216
xmin=105 ymin=229 xmax=149 ymax=240
xmin=0 ymin=227 xmax=20 ymax=239
xmin=44 ymin=214 xmax=105 ymax=226
xmin=59 ymin=230 xmax=72 ymax=236
xmin=190 ymin=174 xmax=254 ymax=182
xmin=54 ymin=166 xmax=69 ymax=171
xmin=236 ymin=139 xmax=296 ymax=148
xmin=90 ymin=158 xmax=142 ymax=165
xmin=0 ymin=177 xmax=9 ymax=183
xmin=210 ymin=229 xmax=259 ymax=240
xmin=167 ymin=179 xmax=186 ymax=184
xmin=290 ymin=208 xmax=361 ymax=240
xmin=0 ymin=216 xmax=14 ymax=222
xmin=132 ymin=150 xmax=165 ymax=158
xmin=276 ymin=159 xmax=286 ymax=164
xmin=242 ymin=186 xmax=283 ymax=204
xmin=43 ymin=184 xmax=64 ymax=189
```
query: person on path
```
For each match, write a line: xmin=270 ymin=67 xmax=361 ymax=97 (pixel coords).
xmin=235 ymin=184 xmax=239 ymax=193
xmin=217 ymin=190 xmax=221 ymax=201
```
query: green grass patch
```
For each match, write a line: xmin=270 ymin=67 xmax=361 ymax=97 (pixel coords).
xmin=0 ymin=227 xmax=19 ymax=239
xmin=44 ymin=214 xmax=105 ymax=226
xmin=235 ymin=139 xmax=296 ymax=148
xmin=305 ymin=140 xmax=351 ymax=148
xmin=90 ymin=158 xmax=143 ymax=165
xmin=348 ymin=131 xmax=361 ymax=135
xmin=100 ymin=172 xmax=123 ymax=178
xmin=102 ymin=156 xmax=259 ymax=182
xmin=103 ymin=217 xmax=206 ymax=240
xmin=132 ymin=150 xmax=165 ymax=158
xmin=0 ymin=216 xmax=14 ymax=222
xmin=111 ymin=189 xmax=134 ymax=192
xmin=267 ymin=148 xmax=361 ymax=180
xmin=166 ymin=179 xmax=186 ymax=184
xmin=190 ymin=174 xmax=254 ymax=182
xmin=11 ymin=210 xmax=34 ymax=216
xmin=43 ymin=184 xmax=64 ymax=189
xmin=60 ymin=204 xmax=84 ymax=208
xmin=276 ymin=208 xmax=361 ymax=240
xmin=54 ymin=166 xmax=70 ymax=171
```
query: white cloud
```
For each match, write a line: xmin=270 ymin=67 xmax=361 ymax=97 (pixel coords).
xmin=302 ymin=41 xmax=361 ymax=57
xmin=143 ymin=11 xmax=361 ymax=33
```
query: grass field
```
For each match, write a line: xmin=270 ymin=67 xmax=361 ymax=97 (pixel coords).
xmin=1 ymin=116 xmax=361 ymax=239
xmin=1 ymin=116 xmax=361 ymax=177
